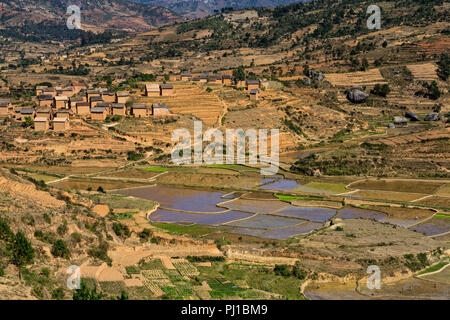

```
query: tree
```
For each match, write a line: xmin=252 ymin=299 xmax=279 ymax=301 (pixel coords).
xmin=11 ymin=231 xmax=34 ymax=270
xmin=437 ymin=53 xmax=449 ymax=81
xmin=233 ymin=66 xmax=245 ymax=81
xmin=73 ymin=281 xmax=103 ymax=300
xmin=51 ymin=239 xmax=70 ymax=259
xmin=371 ymin=84 xmax=391 ymax=97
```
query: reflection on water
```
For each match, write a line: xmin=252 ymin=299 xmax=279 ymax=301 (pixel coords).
xmin=272 ymin=206 xmax=336 ymax=222
xmin=150 ymin=209 xmax=253 ymax=226
xmin=116 ymin=185 xmax=226 ymax=212
xmin=260 ymin=179 xmax=302 ymax=191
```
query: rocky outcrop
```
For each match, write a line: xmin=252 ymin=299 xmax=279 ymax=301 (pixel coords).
xmin=346 ymin=88 xmax=369 ymax=103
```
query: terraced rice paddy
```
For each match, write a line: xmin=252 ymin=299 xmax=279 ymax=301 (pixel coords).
xmin=220 ymin=198 xmax=289 ymax=214
xmin=117 ymin=186 xmax=226 ymax=212
xmin=260 ymin=179 xmax=303 ymax=191
xmin=226 ymin=214 xmax=303 ymax=229
xmin=350 ymin=179 xmax=443 ymax=194
xmin=336 ymin=207 xmax=387 ymax=221
xmin=352 ymin=190 xmax=426 ymax=202
xmin=262 ymin=222 xmax=323 ymax=239
xmin=271 ymin=206 xmax=336 ymax=222
xmin=149 ymin=209 xmax=252 ymax=226
xmin=416 ymin=196 xmax=450 ymax=208
xmin=409 ymin=216 xmax=450 ymax=236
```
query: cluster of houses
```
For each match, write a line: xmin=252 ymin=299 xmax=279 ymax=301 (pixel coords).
xmin=167 ymin=73 xmax=268 ymax=100
xmin=0 ymin=82 xmax=171 ymax=132
xmin=144 ymin=84 xmax=175 ymax=97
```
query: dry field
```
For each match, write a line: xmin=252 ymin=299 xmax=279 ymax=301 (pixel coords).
xmin=406 ymin=63 xmax=438 ymax=81
xmin=324 ymin=69 xmax=387 ymax=87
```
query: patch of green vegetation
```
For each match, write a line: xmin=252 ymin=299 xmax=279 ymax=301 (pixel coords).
xmin=435 ymin=214 xmax=450 ymax=218
xmin=139 ymin=259 xmax=164 ymax=270
xmin=275 ymin=194 xmax=323 ymax=202
xmin=152 ymin=222 xmax=217 ymax=237
xmin=418 ymin=261 xmax=448 ymax=275
xmin=141 ymin=167 xmax=168 ymax=172
xmin=89 ymin=194 xmax=156 ymax=212
xmin=125 ymin=266 xmax=141 ymax=275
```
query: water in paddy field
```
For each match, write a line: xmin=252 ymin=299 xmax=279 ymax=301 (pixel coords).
xmin=336 ymin=207 xmax=387 ymax=221
xmin=149 ymin=209 xmax=253 ymax=226
xmin=115 ymin=185 xmax=226 ymax=212
xmin=409 ymin=217 xmax=450 ymax=236
xmin=271 ymin=206 xmax=336 ymax=223
xmin=260 ymin=179 xmax=303 ymax=191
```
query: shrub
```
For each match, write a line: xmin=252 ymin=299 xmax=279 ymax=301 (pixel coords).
xmin=371 ymin=84 xmax=391 ymax=97
xmin=112 ymin=223 xmax=131 ymax=238
xmin=11 ymin=231 xmax=35 ymax=268
xmin=51 ymin=239 xmax=70 ymax=259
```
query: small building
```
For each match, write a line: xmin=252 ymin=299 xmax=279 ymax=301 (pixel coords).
xmin=181 ymin=73 xmax=192 ymax=81
xmin=169 ymin=74 xmax=180 ymax=81
xmin=76 ymin=102 xmax=90 ymax=115
xmin=34 ymin=117 xmax=49 ymax=131
xmin=86 ymin=90 xmax=101 ymax=101
xmin=53 ymin=117 xmax=70 ymax=132
xmin=59 ymin=87 xmax=74 ymax=97
xmin=90 ymin=96 xmax=104 ymax=108
xmin=111 ymin=103 xmax=126 ymax=116
xmin=131 ymin=104 xmax=148 ymax=117
xmin=160 ymin=84 xmax=174 ymax=96
xmin=0 ymin=99 xmax=12 ymax=116
xmin=42 ymin=87 xmax=56 ymax=97
xmin=70 ymin=97 xmax=84 ymax=110
xmin=192 ymin=76 xmax=201 ymax=82
xmin=54 ymin=96 xmax=69 ymax=109
xmin=90 ymin=107 xmax=107 ymax=120
xmin=36 ymin=86 xmax=48 ymax=96
xmin=152 ymin=103 xmax=169 ymax=116
xmin=116 ymin=91 xmax=130 ymax=104
xmin=18 ymin=108 xmax=35 ymax=121
xmin=246 ymin=80 xmax=260 ymax=91
xmin=208 ymin=74 xmax=223 ymax=85
xmin=249 ymin=89 xmax=260 ymax=100
xmin=145 ymin=84 xmax=160 ymax=97
xmin=96 ymin=102 xmax=112 ymax=114
xmin=199 ymin=74 xmax=208 ymax=83
xmin=35 ymin=107 xmax=52 ymax=120
xmin=38 ymin=94 xmax=54 ymax=107
xmin=222 ymin=75 xmax=233 ymax=85
xmin=101 ymin=91 xmax=116 ymax=103
xmin=55 ymin=109 xmax=73 ymax=119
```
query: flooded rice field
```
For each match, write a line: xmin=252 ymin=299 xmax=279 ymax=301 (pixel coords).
xmin=260 ymin=179 xmax=303 ymax=191
xmin=336 ymin=207 xmax=388 ymax=221
xmin=149 ymin=209 xmax=252 ymax=226
xmin=117 ymin=185 xmax=450 ymax=240
xmin=116 ymin=185 xmax=226 ymax=212
xmin=271 ymin=206 xmax=336 ymax=222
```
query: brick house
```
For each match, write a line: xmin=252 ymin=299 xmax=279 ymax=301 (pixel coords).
xmin=76 ymin=102 xmax=90 ymax=116
xmin=152 ymin=103 xmax=169 ymax=116
xmin=111 ymin=103 xmax=126 ymax=116
xmin=54 ymin=96 xmax=69 ymax=109
xmin=18 ymin=108 xmax=35 ymax=121
xmin=53 ymin=117 xmax=70 ymax=132
xmin=145 ymin=84 xmax=160 ymax=97
xmin=160 ymin=84 xmax=174 ymax=96
xmin=131 ymin=104 xmax=148 ymax=117
xmin=55 ymin=109 xmax=73 ymax=119
xmin=208 ymin=74 xmax=223 ymax=85
xmin=181 ymin=73 xmax=192 ymax=81
xmin=90 ymin=107 xmax=107 ymax=120
xmin=116 ymin=91 xmax=130 ymax=104
xmin=249 ymin=89 xmax=260 ymax=100
xmin=86 ymin=90 xmax=101 ymax=101
xmin=101 ymin=91 xmax=116 ymax=103
xmin=34 ymin=117 xmax=49 ymax=131
xmin=35 ymin=107 xmax=52 ymax=120
xmin=42 ymin=87 xmax=57 ymax=97
xmin=222 ymin=75 xmax=233 ymax=85
xmin=0 ymin=99 xmax=12 ymax=117
xmin=38 ymin=94 xmax=54 ymax=107
xmin=90 ymin=96 xmax=104 ymax=108
xmin=246 ymin=80 xmax=260 ymax=91
xmin=70 ymin=97 xmax=84 ymax=110
xmin=36 ymin=86 xmax=48 ymax=96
